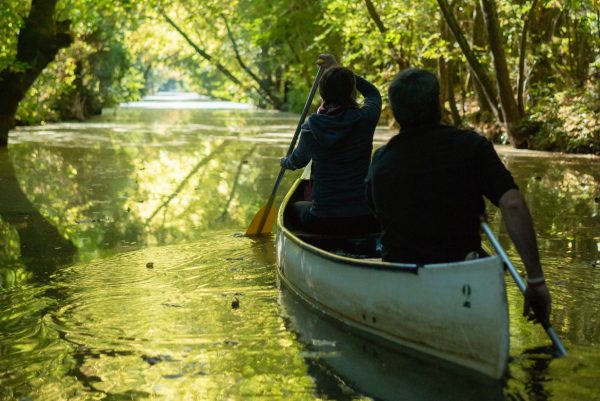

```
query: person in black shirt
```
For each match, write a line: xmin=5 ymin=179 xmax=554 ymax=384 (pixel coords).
xmin=366 ymin=68 xmax=551 ymax=324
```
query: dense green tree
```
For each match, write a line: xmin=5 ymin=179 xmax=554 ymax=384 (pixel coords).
xmin=0 ymin=0 xmax=598 ymax=152
xmin=0 ymin=0 xmax=71 ymax=146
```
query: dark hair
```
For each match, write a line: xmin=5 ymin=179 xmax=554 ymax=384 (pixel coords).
xmin=388 ymin=68 xmax=441 ymax=128
xmin=319 ymin=66 xmax=357 ymax=106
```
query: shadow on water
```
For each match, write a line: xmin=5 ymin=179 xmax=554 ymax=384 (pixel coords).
xmin=0 ymin=149 xmax=76 ymax=285
xmin=0 ymin=149 xmax=77 ymax=400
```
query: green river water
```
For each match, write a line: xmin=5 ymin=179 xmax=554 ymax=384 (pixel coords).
xmin=0 ymin=93 xmax=599 ymax=400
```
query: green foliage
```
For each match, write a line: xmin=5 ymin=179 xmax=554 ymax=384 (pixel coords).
xmin=1 ymin=0 xmax=600 ymax=152
xmin=0 ymin=0 xmax=28 ymax=72
xmin=16 ymin=36 xmax=145 ymax=124
xmin=8 ymin=0 xmax=149 ymax=125
xmin=528 ymin=82 xmax=600 ymax=153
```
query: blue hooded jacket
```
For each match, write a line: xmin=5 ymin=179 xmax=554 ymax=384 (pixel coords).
xmin=282 ymin=76 xmax=381 ymax=218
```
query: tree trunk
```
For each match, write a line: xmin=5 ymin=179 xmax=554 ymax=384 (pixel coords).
xmin=439 ymin=15 xmax=461 ymax=126
xmin=220 ymin=14 xmax=283 ymax=108
xmin=438 ymin=57 xmax=450 ymax=123
xmin=285 ymin=37 xmax=312 ymax=87
xmin=437 ymin=0 xmax=501 ymax=121
xmin=0 ymin=149 xmax=76 ymax=272
xmin=163 ymin=13 xmax=241 ymax=86
xmin=364 ymin=0 xmax=409 ymax=69
xmin=0 ymin=0 xmax=72 ymax=147
xmin=163 ymin=13 xmax=271 ymax=106
xmin=568 ymin=16 xmax=594 ymax=86
xmin=447 ymin=60 xmax=462 ymax=126
xmin=525 ymin=7 xmax=562 ymax=90
xmin=517 ymin=0 xmax=539 ymax=116
xmin=597 ymin=10 xmax=599 ymax=41
xmin=471 ymin=3 xmax=495 ymax=115
xmin=480 ymin=0 xmax=527 ymax=148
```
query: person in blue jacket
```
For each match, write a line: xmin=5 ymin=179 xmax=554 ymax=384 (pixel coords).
xmin=280 ymin=54 xmax=381 ymax=234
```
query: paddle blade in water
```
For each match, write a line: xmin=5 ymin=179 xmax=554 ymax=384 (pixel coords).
xmin=245 ymin=204 xmax=276 ymax=236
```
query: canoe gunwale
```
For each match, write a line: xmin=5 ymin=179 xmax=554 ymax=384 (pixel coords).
xmin=277 ymin=178 xmax=497 ymax=273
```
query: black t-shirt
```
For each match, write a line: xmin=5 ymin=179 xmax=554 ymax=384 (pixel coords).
xmin=366 ymin=125 xmax=518 ymax=264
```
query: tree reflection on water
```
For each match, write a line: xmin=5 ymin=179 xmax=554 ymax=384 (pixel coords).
xmin=0 ymin=149 xmax=76 ymax=288
xmin=0 ymin=102 xmax=598 ymax=400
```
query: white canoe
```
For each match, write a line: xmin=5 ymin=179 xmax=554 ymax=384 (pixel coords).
xmin=276 ymin=179 xmax=510 ymax=379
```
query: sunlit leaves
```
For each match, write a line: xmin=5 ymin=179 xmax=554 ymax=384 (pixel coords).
xmin=0 ymin=0 xmax=28 ymax=71
xmin=1 ymin=0 xmax=599 ymax=150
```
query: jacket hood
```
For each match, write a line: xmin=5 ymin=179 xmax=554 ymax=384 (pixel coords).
xmin=306 ymin=108 xmax=361 ymax=148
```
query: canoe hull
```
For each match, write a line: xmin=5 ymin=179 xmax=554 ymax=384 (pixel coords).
xmin=276 ymin=180 xmax=509 ymax=379
xmin=279 ymin=286 xmax=504 ymax=399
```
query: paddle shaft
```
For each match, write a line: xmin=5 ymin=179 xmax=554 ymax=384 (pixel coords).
xmin=254 ymin=65 xmax=325 ymax=234
xmin=481 ymin=222 xmax=567 ymax=356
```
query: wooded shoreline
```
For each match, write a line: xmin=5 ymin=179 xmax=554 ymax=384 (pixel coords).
xmin=1 ymin=0 xmax=598 ymax=153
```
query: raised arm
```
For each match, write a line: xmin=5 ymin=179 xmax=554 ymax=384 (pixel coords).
xmin=355 ymin=75 xmax=382 ymax=123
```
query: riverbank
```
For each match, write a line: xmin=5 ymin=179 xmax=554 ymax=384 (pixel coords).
xmin=13 ymin=87 xmax=600 ymax=156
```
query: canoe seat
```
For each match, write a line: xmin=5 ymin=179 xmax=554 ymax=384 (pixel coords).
xmin=291 ymin=230 xmax=382 ymax=259
xmin=284 ymin=179 xmax=382 ymax=258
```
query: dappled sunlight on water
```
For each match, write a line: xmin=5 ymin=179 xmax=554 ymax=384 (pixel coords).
xmin=1 ymin=94 xmax=599 ymax=400
xmin=1 ymin=234 xmax=321 ymax=399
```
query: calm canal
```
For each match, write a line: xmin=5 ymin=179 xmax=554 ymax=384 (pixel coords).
xmin=0 ymin=93 xmax=599 ymax=400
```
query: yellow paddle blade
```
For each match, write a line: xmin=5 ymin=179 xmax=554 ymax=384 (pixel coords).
xmin=245 ymin=204 xmax=277 ymax=236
